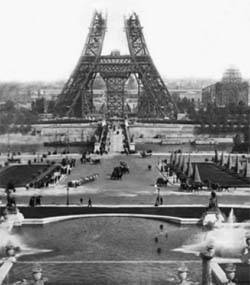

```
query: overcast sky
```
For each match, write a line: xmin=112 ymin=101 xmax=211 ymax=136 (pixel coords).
xmin=0 ymin=0 xmax=250 ymax=81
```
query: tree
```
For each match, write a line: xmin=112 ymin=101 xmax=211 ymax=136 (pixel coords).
xmin=32 ymin=98 xmax=45 ymax=113
xmin=5 ymin=100 xmax=15 ymax=112
xmin=0 ymin=100 xmax=38 ymax=134
xmin=47 ymin=100 xmax=56 ymax=114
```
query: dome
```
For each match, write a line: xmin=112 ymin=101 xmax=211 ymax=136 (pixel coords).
xmin=110 ymin=49 xmax=121 ymax=56
xmin=221 ymin=67 xmax=242 ymax=83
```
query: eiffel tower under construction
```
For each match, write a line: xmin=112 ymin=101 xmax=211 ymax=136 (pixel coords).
xmin=55 ymin=12 xmax=177 ymax=119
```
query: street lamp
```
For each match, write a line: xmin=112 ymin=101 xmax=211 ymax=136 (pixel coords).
xmin=66 ymin=187 xmax=69 ymax=205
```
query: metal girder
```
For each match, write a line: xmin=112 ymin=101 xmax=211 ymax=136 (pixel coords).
xmin=96 ymin=56 xmax=134 ymax=76
xmin=125 ymin=13 xmax=177 ymax=119
xmin=98 ymin=57 xmax=131 ymax=117
xmin=55 ymin=12 xmax=176 ymax=119
xmin=104 ymin=77 xmax=128 ymax=117
xmin=55 ymin=12 xmax=106 ymax=117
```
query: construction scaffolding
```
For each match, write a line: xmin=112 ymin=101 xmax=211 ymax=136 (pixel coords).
xmin=55 ymin=12 xmax=177 ymax=119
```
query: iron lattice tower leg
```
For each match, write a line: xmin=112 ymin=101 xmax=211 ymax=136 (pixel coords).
xmin=104 ymin=77 xmax=127 ymax=118
xmin=125 ymin=13 xmax=177 ymax=119
xmin=55 ymin=12 xmax=107 ymax=117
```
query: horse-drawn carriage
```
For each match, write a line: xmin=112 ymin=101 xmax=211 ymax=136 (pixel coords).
xmin=155 ymin=177 xmax=169 ymax=187
xmin=119 ymin=161 xmax=129 ymax=174
xmin=68 ymin=173 xmax=99 ymax=187
xmin=81 ymin=152 xmax=101 ymax=164
xmin=110 ymin=162 xmax=130 ymax=180
xmin=111 ymin=166 xmax=123 ymax=180
xmin=180 ymin=181 xmax=203 ymax=191
xmin=140 ymin=150 xmax=152 ymax=158
xmin=90 ymin=158 xmax=101 ymax=165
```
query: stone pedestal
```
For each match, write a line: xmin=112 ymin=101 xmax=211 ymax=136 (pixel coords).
xmin=200 ymin=245 xmax=215 ymax=285
xmin=225 ymin=263 xmax=236 ymax=285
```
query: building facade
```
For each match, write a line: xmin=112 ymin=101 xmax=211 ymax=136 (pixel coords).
xmin=202 ymin=68 xmax=250 ymax=107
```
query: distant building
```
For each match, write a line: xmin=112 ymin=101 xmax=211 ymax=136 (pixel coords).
xmin=16 ymin=102 xmax=32 ymax=110
xmin=35 ymin=87 xmax=62 ymax=101
xmin=169 ymin=89 xmax=202 ymax=102
xmin=202 ymin=68 xmax=250 ymax=107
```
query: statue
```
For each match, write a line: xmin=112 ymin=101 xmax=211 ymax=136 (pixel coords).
xmin=241 ymin=235 xmax=250 ymax=264
xmin=5 ymin=181 xmax=16 ymax=210
xmin=200 ymin=243 xmax=215 ymax=285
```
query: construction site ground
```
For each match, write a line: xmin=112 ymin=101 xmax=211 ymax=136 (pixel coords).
xmin=0 ymin=153 xmax=249 ymax=207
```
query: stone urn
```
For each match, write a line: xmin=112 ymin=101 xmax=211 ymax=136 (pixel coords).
xmin=177 ymin=265 xmax=191 ymax=284
xmin=32 ymin=264 xmax=43 ymax=282
xmin=200 ymin=243 xmax=215 ymax=285
xmin=5 ymin=245 xmax=15 ymax=257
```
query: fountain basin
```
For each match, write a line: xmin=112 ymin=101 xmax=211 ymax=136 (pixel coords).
xmin=7 ymin=217 xmax=202 ymax=284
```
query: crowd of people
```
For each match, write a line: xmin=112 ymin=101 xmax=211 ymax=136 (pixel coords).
xmin=26 ymin=157 xmax=77 ymax=189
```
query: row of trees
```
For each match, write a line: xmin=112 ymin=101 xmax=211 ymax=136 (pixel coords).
xmin=24 ymin=95 xmax=250 ymax=127
xmin=175 ymin=97 xmax=250 ymax=125
xmin=31 ymin=98 xmax=56 ymax=114
xmin=174 ymin=98 xmax=250 ymax=140
xmin=0 ymin=100 xmax=39 ymax=134
xmin=194 ymin=102 xmax=250 ymax=124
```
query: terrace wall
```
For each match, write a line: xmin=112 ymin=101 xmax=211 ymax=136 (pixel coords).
xmin=129 ymin=124 xmax=197 ymax=144
xmin=33 ymin=123 xmax=99 ymax=142
xmin=2 ymin=205 xmax=249 ymax=222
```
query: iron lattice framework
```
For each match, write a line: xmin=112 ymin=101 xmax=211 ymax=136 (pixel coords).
xmin=55 ymin=12 xmax=177 ymax=119
xmin=125 ymin=13 xmax=175 ymax=118
xmin=56 ymin=12 xmax=107 ymax=117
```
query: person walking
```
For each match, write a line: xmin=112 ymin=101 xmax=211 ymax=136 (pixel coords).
xmin=160 ymin=196 xmax=163 ymax=205
xmin=208 ymin=191 xmax=218 ymax=211
xmin=88 ymin=198 xmax=92 ymax=207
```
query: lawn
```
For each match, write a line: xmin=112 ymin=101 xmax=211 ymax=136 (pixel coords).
xmin=196 ymin=163 xmax=249 ymax=187
xmin=0 ymin=164 xmax=50 ymax=187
